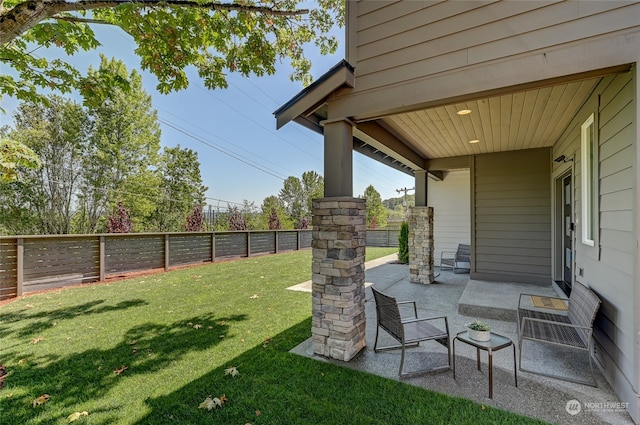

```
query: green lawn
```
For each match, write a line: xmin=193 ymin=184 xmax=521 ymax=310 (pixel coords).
xmin=0 ymin=247 xmax=548 ymax=424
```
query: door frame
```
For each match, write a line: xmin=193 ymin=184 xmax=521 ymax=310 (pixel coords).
xmin=552 ymin=165 xmax=574 ymax=294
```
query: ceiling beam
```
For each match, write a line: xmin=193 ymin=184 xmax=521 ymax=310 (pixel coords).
xmin=354 ymin=121 xmax=426 ymax=171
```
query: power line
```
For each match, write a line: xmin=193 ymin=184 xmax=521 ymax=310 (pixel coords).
xmin=159 ymin=118 xmax=288 ymax=181
xmin=158 ymin=108 xmax=301 ymax=178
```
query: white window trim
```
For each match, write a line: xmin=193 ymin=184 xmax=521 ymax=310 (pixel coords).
xmin=581 ymin=113 xmax=595 ymax=247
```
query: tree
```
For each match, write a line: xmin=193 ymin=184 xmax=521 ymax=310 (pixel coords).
xmin=77 ymin=56 xmax=162 ymax=233
xmin=152 ymin=145 xmax=207 ymax=231
xmin=268 ymin=208 xmax=280 ymax=230
xmin=301 ymin=170 xmax=324 ymax=215
xmin=2 ymin=96 xmax=90 ymax=234
xmin=106 ymin=200 xmax=133 ymax=233
xmin=260 ymin=195 xmax=292 ymax=230
xmin=278 ymin=170 xmax=323 ymax=228
xmin=1 ymin=0 xmax=344 ymax=104
xmin=363 ymin=185 xmax=387 ymax=228
xmin=0 ymin=138 xmax=40 ymax=183
xmin=228 ymin=205 xmax=246 ymax=231
xmin=278 ymin=175 xmax=304 ymax=226
xmin=185 ymin=204 xmax=204 ymax=231
xmin=398 ymin=221 xmax=409 ymax=264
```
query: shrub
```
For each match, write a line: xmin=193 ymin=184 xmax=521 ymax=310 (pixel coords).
xmin=398 ymin=221 xmax=409 ymax=264
xmin=106 ymin=201 xmax=133 ymax=233
xmin=185 ymin=204 xmax=204 ymax=231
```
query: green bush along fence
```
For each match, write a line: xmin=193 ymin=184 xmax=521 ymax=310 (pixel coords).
xmin=0 ymin=229 xmax=397 ymax=301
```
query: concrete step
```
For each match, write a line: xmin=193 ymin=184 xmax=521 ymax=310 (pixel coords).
xmin=457 ymin=279 xmax=561 ymax=322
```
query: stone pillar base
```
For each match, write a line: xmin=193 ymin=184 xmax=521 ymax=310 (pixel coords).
xmin=408 ymin=206 xmax=435 ymax=284
xmin=311 ymin=197 xmax=366 ymax=361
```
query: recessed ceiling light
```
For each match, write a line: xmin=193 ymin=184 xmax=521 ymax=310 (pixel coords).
xmin=469 ymin=139 xmax=480 ymax=144
xmin=457 ymin=109 xmax=472 ymax=115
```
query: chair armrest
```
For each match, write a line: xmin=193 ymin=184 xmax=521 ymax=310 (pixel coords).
xmin=520 ymin=316 xmax=592 ymax=332
xmin=397 ymin=300 xmax=418 ymax=318
xmin=402 ymin=315 xmax=448 ymax=326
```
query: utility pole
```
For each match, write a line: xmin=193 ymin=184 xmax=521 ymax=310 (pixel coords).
xmin=396 ymin=187 xmax=415 ymax=217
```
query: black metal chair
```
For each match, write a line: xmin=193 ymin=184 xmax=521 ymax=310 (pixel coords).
xmin=371 ymin=287 xmax=451 ymax=377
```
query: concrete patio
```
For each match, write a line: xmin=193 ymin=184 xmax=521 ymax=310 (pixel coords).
xmin=289 ymin=254 xmax=634 ymax=425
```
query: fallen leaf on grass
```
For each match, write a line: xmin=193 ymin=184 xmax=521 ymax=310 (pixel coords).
xmin=199 ymin=394 xmax=227 ymax=410
xmin=18 ymin=359 xmax=26 ymax=365
xmin=30 ymin=337 xmax=44 ymax=344
xmin=0 ymin=364 xmax=7 ymax=389
xmin=113 ymin=365 xmax=128 ymax=375
xmin=32 ymin=394 xmax=50 ymax=407
xmin=193 ymin=324 xmax=202 ymax=329
xmin=224 ymin=366 xmax=239 ymax=377
xmin=263 ymin=337 xmax=272 ymax=348
xmin=130 ymin=340 xmax=137 ymax=345
xmin=256 ymin=410 xmax=261 ymax=416
xmin=249 ymin=294 xmax=259 ymax=299
xmin=67 ymin=411 xmax=89 ymax=422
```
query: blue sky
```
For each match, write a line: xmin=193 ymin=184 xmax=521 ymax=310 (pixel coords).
xmin=2 ymin=24 xmax=414 ymax=209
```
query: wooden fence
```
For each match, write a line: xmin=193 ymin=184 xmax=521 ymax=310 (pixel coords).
xmin=0 ymin=229 xmax=398 ymax=301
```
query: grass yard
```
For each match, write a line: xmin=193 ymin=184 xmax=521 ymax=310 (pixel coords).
xmin=0 ymin=247 xmax=548 ymax=424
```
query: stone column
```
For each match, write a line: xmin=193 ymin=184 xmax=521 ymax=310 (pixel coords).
xmin=311 ymin=197 xmax=366 ymax=361
xmin=408 ymin=206 xmax=435 ymax=284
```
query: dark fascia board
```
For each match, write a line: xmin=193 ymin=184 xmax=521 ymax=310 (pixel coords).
xmin=274 ymin=59 xmax=355 ymax=129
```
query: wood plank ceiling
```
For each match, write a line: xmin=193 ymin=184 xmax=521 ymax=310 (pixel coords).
xmin=379 ymin=78 xmax=599 ymax=161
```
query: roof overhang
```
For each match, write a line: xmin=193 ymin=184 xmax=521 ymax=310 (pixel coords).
xmin=274 ymin=60 xmax=355 ymax=130
xmin=274 ymin=60 xmax=423 ymax=177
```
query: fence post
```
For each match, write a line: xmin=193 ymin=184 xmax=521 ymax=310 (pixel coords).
xmin=275 ymin=231 xmax=279 ymax=254
xmin=246 ymin=231 xmax=251 ymax=257
xmin=211 ymin=232 xmax=216 ymax=263
xmin=387 ymin=229 xmax=390 ymax=247
xmin=164 ymin=234 xmax=170 ymax=271
xmin=297 ymin=230 xmax=300 ymax=251
xmin=16 ymin=238 xmax=24 ymax=297
xmin=99 ymin=236 xmax=105 ymax=281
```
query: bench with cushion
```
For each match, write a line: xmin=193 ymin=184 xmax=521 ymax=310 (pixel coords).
xmin=517 ymin=281 xmax=601 ymax=386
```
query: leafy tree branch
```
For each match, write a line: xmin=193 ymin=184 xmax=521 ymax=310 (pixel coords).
xmin=1 ymin=0 xmax=344 ymax=103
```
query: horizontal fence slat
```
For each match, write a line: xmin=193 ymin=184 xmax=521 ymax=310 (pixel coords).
xmin=249 ymin=232 xmax=276 ymax=256
xmin=169 ymin=234 xmax=213 ymax=267
xmin=277 ymin=231 xmax=298 ymax=251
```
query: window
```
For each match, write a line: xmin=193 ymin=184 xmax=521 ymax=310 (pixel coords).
xmin=581 ymin=113 xmax=595 ymax=246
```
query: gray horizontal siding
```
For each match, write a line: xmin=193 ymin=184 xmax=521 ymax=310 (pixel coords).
xmin=353 ymin=1 xmax=639 ymax=92
xmin=473 ymin=148 xmax=551 ymax=283
xmin=554 ymin=71 xmax=636 ymax=402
